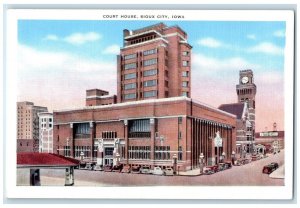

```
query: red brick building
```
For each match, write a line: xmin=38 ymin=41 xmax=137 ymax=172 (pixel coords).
xmin=117 ymin=23 xmax=192 ymax=103
xmin=53 ymin=23 xmax=237 ymax=171
xmin=54 ymin=97 xmax=236 ymax=171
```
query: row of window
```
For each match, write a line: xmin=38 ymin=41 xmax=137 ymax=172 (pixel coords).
xmin=102 ymin=131 xmax=117 ymax=139
xmin=128 ymin=146 xmax=151 ymax=159
xmin=124 ymin=58 xmax=158 ymax=70
xmin=74 ymin=146 xmax=91 ymax=158
xmin=129 ymin=35 xmax=156 ymax=45
xmin=123 ymin=90 xmax=157 ymax=100
xmin=124 ymin=70 xmax=187 ymax=82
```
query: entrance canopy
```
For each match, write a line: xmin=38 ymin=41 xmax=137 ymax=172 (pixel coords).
xmin=17 ymin=152 xmax=80 ymax=168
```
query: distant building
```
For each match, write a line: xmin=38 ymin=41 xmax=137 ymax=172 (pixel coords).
xmin=38 ymin=112 xmax=53 ymax=153
xmin=255 ymin=123 xmax=284 ymax=153
xmin=219 ymin=69 xmax=256 ymax=156
xmin=17 ymin=101 xmax=48 ymax=152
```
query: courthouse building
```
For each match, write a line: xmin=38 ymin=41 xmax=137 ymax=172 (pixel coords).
xmin=53 ymin=23 xmax=237 ymax=171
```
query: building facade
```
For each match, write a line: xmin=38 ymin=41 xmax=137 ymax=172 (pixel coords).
xmin=117 ymin=23 xmax=192 ymax=103
xmin=219 ymin=102 xmax=253 ymax=157
xmin=17 ymin=101 xmax=48 ymax=152
xmin=54 ymin=97 xmax=236 ymax=171
xmin=38 ymin=112 xmax=53 ymax=153
xmin=53 ymin=23 xmax=237 ymax=172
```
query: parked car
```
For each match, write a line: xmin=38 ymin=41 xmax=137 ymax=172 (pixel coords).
xmin=85 ymin=162 xmax=94 ymax=170
xmin=121 ymin=165 xmax=131 ymax=173
xmin=140 ymin=166 xmax=152 ymax=174
xmin=164 ymin=167 xmax=174 ymax=176
xmin=203 ymin=165 xmax=218 ymax=174
xmin=152 ymin=167 xmax=164 ymax=176
xmin=103 ymin=164 xmax=113 ymax=172
xmin=262 ymin=162 xmax=279 ymax=174
xmin=224 ymin=161 xmax=232 ymax=169
xmin=112 ymin=164 xmax=123 ymax=172
xmin=131 ymin=165 xmax=141 ymax=174
xmin=218 ymin=163 xmax=226 ymax=171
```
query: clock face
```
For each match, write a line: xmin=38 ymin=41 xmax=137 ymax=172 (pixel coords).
xmin=241 ymin=76 xmax=249 ymax=84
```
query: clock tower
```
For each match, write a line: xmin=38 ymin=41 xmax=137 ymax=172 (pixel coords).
xmin=236 ymin=69 xmax=257 ymax=152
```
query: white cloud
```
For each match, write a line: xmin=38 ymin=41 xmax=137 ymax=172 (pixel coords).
xmin=247 ymin=42 xmax=284 ymax=56
xmin=102 ymin=44 xmax=120 ymax=55
xmin=43 ymin=34 xmax=59 ymax=41
xmin=17 ymin=44 xmax=117 ymax=110
xmin=247 ymin=34 xmax=256 ymax=40
xmin=64 ymin=32 xmax=101 ymax=45
xmin=197 ymin=37 xmax=223 ymax=48
xmin=192 ymin=53 xmax=259 ymax=73
xmin=273 ymin=30 xmax=285 ymax=38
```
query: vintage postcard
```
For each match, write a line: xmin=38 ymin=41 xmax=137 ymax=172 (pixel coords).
xmin=4 ymin=9 xmax=294 ymax=200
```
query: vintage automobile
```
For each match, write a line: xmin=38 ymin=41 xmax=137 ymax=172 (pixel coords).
xmin=140 ymin=166 xmax=152 ymax=174
xmin=121 ymin=165 xmax=131 ymax=173
xmin=203 ymin=165 xmax=218 ymax=175
xmin=164 ymin=167 xmax=174 ymax=176
xmin=103 ymin=164 xmax=113 ymax=172
xmin=262 ymin=162 xmax=279 ymax=174
xmin=131 ymin=165 xmax=141 ymax=174
xmin=152 ymin=167 xmax=164 ymax=176
xmin=112 ymin=164 xmax=124 ymax=172
xmin=218 ymin=163 xmax=226 ymax=171
xmin=224 ymin=161 xmax=232 ymax=169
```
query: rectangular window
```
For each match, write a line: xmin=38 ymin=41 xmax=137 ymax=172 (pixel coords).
xmin=182 ymin=81 xmax=188 ymax=87
xmin=128 ymin=119 xmax=151 ymax=138
xmin=64 ymin=146 xmax=71 ymax=157
xmin=144 ymin=90 xmax=157 ymax=98
xmin=124 ymin=93 xmax=136 ymax=100
xmin=128 ymin=146 xmax=151 ymax=160
xmin=182 ymin=71 xmax=189 ymax=77
xmin=124 ymin=63 xmax=136 ymax=70
xmin=74 ymin=123 xmax=90 ymax=138
xmin=182 ymin=51 xmax=189 ymax=56
xmin=143 ymin=69 xmax=157 ymax=77
xmin=182 ymin=60 xmax=189 ymax=67
xmin=124 ymin=53 xmax=137 ymax=60
xmin=143 ymin=49 xmax=157 ymax=56
xmin=124 ymin=73 xmax=136 ymax=80
xmin=182 ymin=92 xmax=188 ymax=97
xmin=178 ymin=146 xmax=183 ymax=161
xmin=144 ymin=58 xmax=157 ymax=66
xmin=154 ymin=146 xmax=171 ymax=160
xmin=124 ymin=83 xmax=136 ymax=90
xmin=144 ymin=80 xmax=157 ymax=87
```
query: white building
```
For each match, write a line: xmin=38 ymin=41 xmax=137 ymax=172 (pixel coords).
xmin=38 ymin=112 xmax=53 ymax=153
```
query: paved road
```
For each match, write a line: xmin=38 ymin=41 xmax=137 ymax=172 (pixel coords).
xmin=40 ymin=151 xmax=284 ymax=186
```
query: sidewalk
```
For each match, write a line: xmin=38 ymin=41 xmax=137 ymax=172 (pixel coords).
xmin=269 ymin=165 xmax=285 ymax=179
xmin=178 ymin=168 xmax=201 ymax=176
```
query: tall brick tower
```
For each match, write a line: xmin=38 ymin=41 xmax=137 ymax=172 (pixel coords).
xmin=236 ymin=69 xmax=257 ymax=147
xmin=117 ymin=23 xmax=192 ymax=103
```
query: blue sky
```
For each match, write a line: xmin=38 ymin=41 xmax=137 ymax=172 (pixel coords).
xmin=17 ymin=20 xmax=286 ymax=131
xmin=18 ymin=20 xmax=285 ymax=68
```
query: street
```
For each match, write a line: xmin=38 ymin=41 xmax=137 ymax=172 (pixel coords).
xmin=40 ymin=150 xmax=284 ymax=186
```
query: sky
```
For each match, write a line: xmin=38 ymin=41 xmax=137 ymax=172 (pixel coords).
xmin=17 ymin=20 xmax=286 ymax=132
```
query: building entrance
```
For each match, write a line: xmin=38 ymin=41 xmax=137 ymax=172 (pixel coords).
xmin=104 ymin=147 xmax=114 ymax=166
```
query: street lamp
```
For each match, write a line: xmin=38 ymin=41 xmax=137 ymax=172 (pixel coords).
xmin=172 ymin=154 xmax=177 ymax=175
xmin=116 ymin=153 xmax=120 ymax=166
xmin=221 ymin=152 xmax=226 ymax=163
xmin=199 ymin=153 xmax=205 ymax=175
xmin=231 ymin=151 xmax=236 ymax=165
